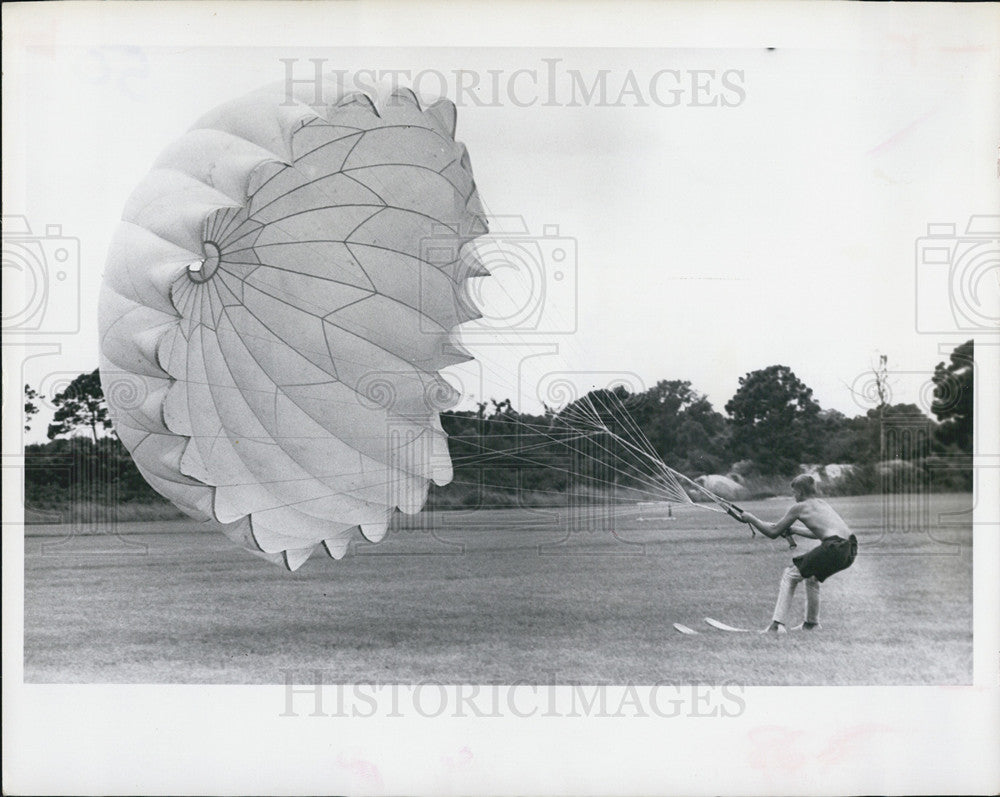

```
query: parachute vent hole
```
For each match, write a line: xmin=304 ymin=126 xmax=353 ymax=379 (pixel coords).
xmin=189 ymin=242 xmax=221 ymax=283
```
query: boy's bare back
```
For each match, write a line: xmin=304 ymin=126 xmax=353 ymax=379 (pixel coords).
xmin=793 ymin=497 xmax=852 ymax=540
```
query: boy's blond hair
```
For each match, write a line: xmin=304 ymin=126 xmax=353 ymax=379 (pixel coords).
xmin=790 ymin=473 xmax=817 ymax=496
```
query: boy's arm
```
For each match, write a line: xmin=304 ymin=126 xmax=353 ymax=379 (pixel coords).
xmin=787 ymin=522 xmax=819 ymax=539
xmin=741 ymin=505 xmax=801 ymax=539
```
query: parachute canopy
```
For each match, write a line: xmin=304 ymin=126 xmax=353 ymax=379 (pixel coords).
xmin=98 ymin=80 xmax=488 ymax=569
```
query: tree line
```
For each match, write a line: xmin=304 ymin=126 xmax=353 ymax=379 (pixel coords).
xmin=22 ymin=340 xmax=974 ymax=516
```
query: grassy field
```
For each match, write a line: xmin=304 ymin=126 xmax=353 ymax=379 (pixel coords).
xmin=22 ymin=494 xmax=972 ymax=685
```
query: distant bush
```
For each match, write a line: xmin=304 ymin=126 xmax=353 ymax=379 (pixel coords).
xmin=924 ymin=456 xmax=974 ymax=492
xmin=737 ymin=473 xmax=792 ymax=500
xmin=21 ymin=397 xmax=972 ymax=528
xmin=822 ymin=462 xmax=879 ymax=496
xmin=23 ymin=437 xmax=180 ymax=523
xmin=24 ymin=500 xmax=184 ymax=525
xmin=820 ymin=459 xmax=971 ymax=496
xmin=25 ymin=437 xmax=167 ymax=504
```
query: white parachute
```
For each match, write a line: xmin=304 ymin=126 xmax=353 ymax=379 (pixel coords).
xmin=98 ymin=79 xmax=488 ymax=569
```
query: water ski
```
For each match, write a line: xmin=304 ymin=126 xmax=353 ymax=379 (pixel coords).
xmin=704 ymin=617 xmax=751 ymax=633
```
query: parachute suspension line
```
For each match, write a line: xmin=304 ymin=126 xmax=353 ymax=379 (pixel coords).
xmin=592 ymin=392 xmax=745 ymax=518
xmin=479 ymin=396 xmax=684 ymax=509
xmin=562 ymin=391 xmax=699 ymax=508
xmin=443 ymin=415 xmax=689 ymax=503
xmin=595 ymin=390 xmax=697 ymax=505
xmin=551 ymin=408 xmax=687 ymax=501
xmin=440 ymin=394 xmax=684 ymax=504
xmin=555 ymin=388 xmax=731 ymax=514
xmin=596 ymin=390 xmax=700 ymax=498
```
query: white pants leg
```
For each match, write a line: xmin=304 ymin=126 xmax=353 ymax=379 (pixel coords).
xmin=772 ymin=565 xmax=803 ymax=625
xmin=805 ymin=576 xmax=820 ymax=624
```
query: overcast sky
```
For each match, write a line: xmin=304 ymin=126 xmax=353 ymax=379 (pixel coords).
xmin=4 ymin=5 xmax=998 ymax=443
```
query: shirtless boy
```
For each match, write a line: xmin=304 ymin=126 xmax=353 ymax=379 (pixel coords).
xmin=740 ymin=474 xmax=858 ymax=634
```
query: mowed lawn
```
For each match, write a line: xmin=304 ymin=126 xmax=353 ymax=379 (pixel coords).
xmin=23 ymin=494 xmax=972 ymax=685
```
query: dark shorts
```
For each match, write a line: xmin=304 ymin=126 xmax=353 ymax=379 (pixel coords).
xmin=793 ymin=534 xmax=858 ymax=582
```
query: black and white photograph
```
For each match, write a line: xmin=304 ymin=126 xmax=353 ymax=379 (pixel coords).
xmin=3 ymin=2 xmax=999 ymax=794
